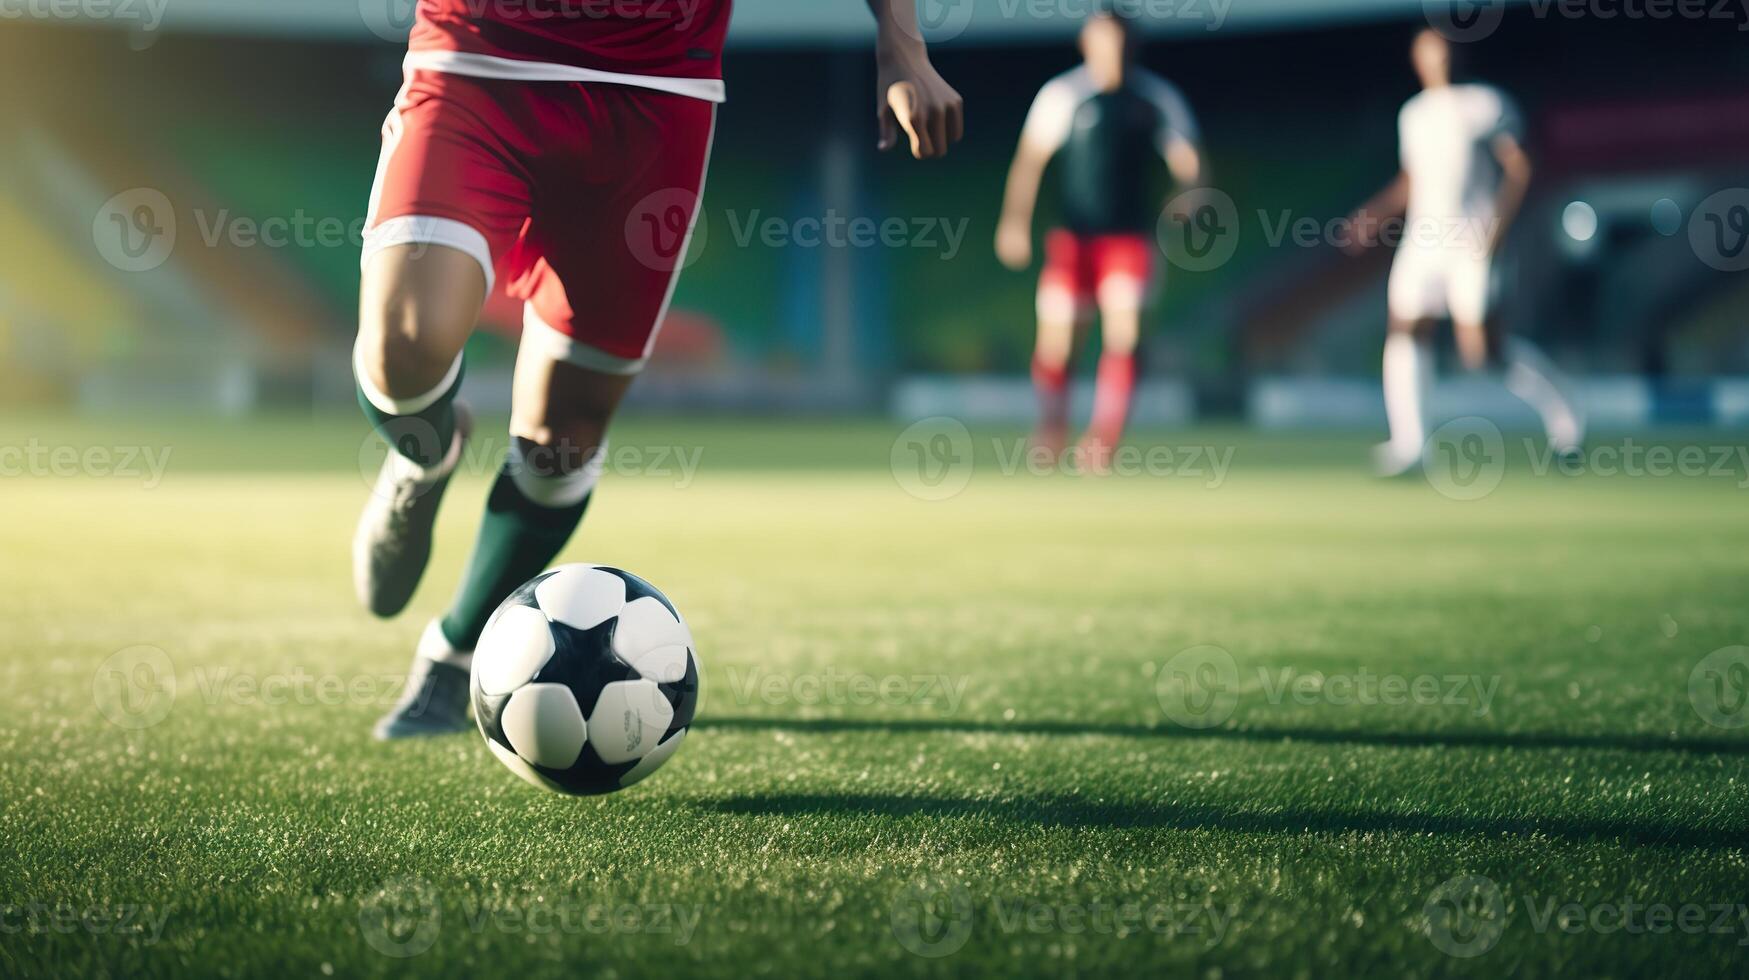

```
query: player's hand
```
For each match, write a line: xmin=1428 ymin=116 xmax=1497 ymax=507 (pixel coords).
xmin=995 ymin=219 xmax=1031 ymax=270
xmin=876 ymin=47 xmax=964 ymax=159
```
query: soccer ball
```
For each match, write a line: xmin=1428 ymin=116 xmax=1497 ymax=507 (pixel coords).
xmin=471 ymin=564 xmax=698 ymax=795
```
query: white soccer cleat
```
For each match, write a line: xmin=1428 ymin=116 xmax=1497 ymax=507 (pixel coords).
xmin=1372 ymin=439 xmax=1424 ymax=478
xmin=353 ymin=403 xmax=472 ymax=618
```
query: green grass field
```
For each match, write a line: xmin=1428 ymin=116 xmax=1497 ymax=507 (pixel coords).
xmin=3 ymin=415 xmax=1748 ymax=979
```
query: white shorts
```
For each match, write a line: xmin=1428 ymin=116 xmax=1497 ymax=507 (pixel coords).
xmin=1386 ymin=245 xmax=1494 ymax=326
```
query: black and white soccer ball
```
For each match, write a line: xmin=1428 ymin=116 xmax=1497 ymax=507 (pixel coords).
xmin=471 ymin=564 xmax=698 ymax=795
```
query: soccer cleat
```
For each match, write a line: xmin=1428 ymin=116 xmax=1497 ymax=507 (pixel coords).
xmin=374 ymin=621 xmax=474 ymax=740
xmin=1372 ymin=439 xmax=1423 ymax=478
xmin=353 ymin=403 xmax=472 ymax=618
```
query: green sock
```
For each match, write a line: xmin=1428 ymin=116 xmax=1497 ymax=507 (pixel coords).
xmin=439 ymin=465 xmax=591 ymax=650
xmin=356 ymin=359 xmax=464 ymax=470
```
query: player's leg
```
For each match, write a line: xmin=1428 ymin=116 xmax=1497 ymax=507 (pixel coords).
xmin=352 ymin=70 xmax=530 ymax=621
xmin=352 ymin=244 xmax=484 ymax=618
xmin=1376 ymin=248 xmax=1440 ymax=475
xmin=1032 ymin=231 xmax=1089 ymax=457
xmin=1080 ymin=235 xmax=1153 ymax=473
xmin=1377 ymin=315 xmax=1436 ymax=475
xmin=1451 ymin=260 xmax=1585 ymax=455
xmin=436 ymin=346 xmax=633 ymax=657
xmin=375 ymin=86 xmax=715 ymax=739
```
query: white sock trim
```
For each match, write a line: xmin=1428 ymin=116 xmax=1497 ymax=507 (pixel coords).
xmin=416 ymin=619 xmax=474 ymax=667
xmin=507 ymin=442 xmax=606 ymax=509
xmin=354 ymin=343 xmax=464 ymax=417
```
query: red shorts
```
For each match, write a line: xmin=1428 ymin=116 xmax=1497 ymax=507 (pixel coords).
xmin=363 ymin=70 xmax=716 ymax=374
xmin=1037 ymin=229 xmax=1157 ymax=318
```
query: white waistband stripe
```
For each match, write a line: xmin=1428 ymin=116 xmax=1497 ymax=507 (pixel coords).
xmin=403 ymin=50 xmax=726 ymax=103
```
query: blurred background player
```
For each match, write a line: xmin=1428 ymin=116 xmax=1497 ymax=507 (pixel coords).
xmin=995 ymin=7 xmax=1203 ymax=471
xmin=1348 ymin=29 xmax=1584 ymax=477
xmin=356 ymin=0 xmax=963 ymax=738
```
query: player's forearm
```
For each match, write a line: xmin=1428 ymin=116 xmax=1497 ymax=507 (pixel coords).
xmin=866 ymin=0 xmax=929 ymax=64
xmin=999 ymin=152 xmax=1044 ymax=228
xmin=1491 ymin=149 xmax=1532 ymax=249
xmin=1166 ymin=142 xmax=1204 ymax=189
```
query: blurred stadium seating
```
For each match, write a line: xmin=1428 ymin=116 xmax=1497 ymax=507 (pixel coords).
xmin=2 ymin=0 xmax=1745 ymax=425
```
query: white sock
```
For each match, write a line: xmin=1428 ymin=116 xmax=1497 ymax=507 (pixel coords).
xmin=507 ymin=442 xmax=605 ymax=509
xmin=1504 ymin=337 xmax=1584 ymax=451
xmin=416 ymin=619 xmax=473 ymax=669
xmin=1382 ymin=333 xmax=1431 ymax=452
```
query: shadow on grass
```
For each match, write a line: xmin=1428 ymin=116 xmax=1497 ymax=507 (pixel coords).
xmin=695 ymin=791 xmax=1749 ymax=848
xmin=694 ymin=715 xmax=1749 ymax=757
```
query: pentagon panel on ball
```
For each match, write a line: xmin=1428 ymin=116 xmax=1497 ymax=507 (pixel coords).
xmin=470 ymin=564 xmax=698 ymax=795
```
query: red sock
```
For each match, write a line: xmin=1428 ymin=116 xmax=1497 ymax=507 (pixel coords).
xmin=1087 ymin=352 xmax=1136 ymax=448
xmin=1032 ymin=355 xmax=1069 ymax=445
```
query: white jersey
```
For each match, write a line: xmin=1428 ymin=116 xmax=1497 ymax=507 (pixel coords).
xmin=1399 ymin=83 xmax=1520 ymax=226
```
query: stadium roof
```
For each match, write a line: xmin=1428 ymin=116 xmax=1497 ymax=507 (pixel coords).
xmin=42 ymin=0 xmax=1500 ymax=44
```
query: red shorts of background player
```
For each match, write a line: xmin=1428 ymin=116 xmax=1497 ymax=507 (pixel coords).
xmin=361 ymin=69 xmax=716 ymax=374
xmin=1036 ymin=229 xmax=1158 ymax=322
